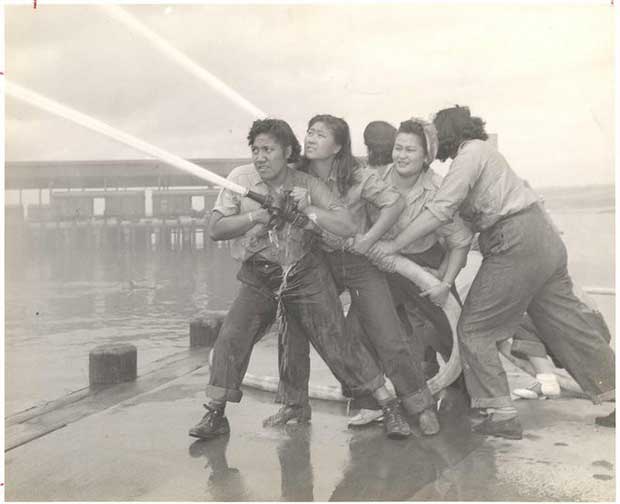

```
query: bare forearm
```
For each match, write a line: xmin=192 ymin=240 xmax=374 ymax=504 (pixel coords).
xmin=441 ymin=246 xmax=469 ymax=285
xmin=363 ymin=198 xmax=405 ymax=245
xmin=209 ymin=211 xmax=257 ymax=241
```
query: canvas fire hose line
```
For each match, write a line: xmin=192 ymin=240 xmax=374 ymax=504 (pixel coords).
xmin=6 ymin=80 xmax=462 ymax=398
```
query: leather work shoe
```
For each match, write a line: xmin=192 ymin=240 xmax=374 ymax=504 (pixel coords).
xmin=472 ymin=415 xmax=523 ymax=440
xmin=348 ymin=408 xmax=384 ymax=427
xmin=418 ymin=408 xmax=440 ymax=436
xmin=189 ymin=403 xmax=230 ymax=439
xmin=382 ymin=400 xmax=412 ymax=439
xmin=263 ymin=403 xmax=311 ymax=427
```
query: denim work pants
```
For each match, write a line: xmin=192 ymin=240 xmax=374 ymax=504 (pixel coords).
xmin=511 ymin=309 xmax=613 ymax=364
xmin=389 ymin=246 xmax=458 ymax=361
xmin=460 ymin=205 xmax=615 ymax=408
xmin=279 ymin=250 xmax=432 ymax=414
xmin=206 ymin=251 xmax=385 ymax=403
xmin=348 ymin=245 xmax=456 ymax=411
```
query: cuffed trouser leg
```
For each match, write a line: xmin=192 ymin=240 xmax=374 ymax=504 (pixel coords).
xmin=329 ymin=252 xmax=433 ymax=415
xmin=527 ymin=264 xmax=615 ymax=403
xmin=277 ymin=252 xmax=385 ymax=405
xmin=206 ymin=282 xmax=276 ymax=403
xmin=460 ymin=204 xmax=615 ymax=409
xmin=458 ymin=252 xmax=531 ymax=409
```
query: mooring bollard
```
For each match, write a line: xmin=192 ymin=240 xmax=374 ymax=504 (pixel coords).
xmin=190 ymin=311 xmax=227 ymax=348
xmin=89 ymin=343 xmax=137 ymax=386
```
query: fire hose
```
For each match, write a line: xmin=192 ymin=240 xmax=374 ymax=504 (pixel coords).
xmin=7 ymin=81 xmax=462 ymax=398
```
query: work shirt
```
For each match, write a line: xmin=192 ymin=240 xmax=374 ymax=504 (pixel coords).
xmin=308 ymin=165 xmax=401 ymax=251
xmin=213 ymin=164 xmax=343 ymax=265
xmin=372 ymin=165 xmax=473 ymax=254
xmin=424 ymin=140 xmax=539 ymax=232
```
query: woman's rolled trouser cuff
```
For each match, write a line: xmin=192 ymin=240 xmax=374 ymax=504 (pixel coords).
xmin=470 ymin=395 xmax=514 ymax=409
xmin=511 ymin=339 xmax=547 ymax=359
xmin=205 ymin=384 xmax=242 ymax=403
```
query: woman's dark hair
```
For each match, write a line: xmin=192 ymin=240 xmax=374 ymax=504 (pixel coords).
xmin=247 ymin=118 xmax=301 ymax=163
xmin=397 ymin=119 xmax=430 ymax=171
xmin=298 ymin=114 xmax=360 ymax=197
xmin=364 ymin=121 xmax=397 ymax=166
xmin=433 ymin=106 xmax=488 ymax=161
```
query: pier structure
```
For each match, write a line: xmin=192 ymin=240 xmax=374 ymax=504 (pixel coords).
xmin=5 ymin=158 xmax=248 ymax=252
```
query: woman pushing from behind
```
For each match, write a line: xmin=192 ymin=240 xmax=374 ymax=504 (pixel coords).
xmin=370 ymin=106 xmax=615 ymax=440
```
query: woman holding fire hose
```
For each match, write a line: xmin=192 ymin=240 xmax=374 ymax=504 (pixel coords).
xmin=264 ymin=114 xmax=441 ymax=436
xmin=345 ymin=118 xmax=473 ymax=426
xmin=369 ymin=105 xmax=615 ymax=440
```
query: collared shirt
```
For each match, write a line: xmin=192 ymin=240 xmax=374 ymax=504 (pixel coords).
xmin=213 ymin=164 xmax=343 ymax=265
xmin=424 ymin=140 xmax=539 ymax=232
xmin=309 ymin=164 xmax=401 ymax=236
xmin=372 ymin=164 xmax=473 ymax=254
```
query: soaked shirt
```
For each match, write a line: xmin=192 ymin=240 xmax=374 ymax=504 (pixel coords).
xmin=424 ymin=140 xmax=539 ymax=232
xmin=213 ymin=164 xmax=343 ymax=266
xmin=309 ymin=165 xmax=401 ymax=251
xmin=371 ymin=165 xmax=473 ymax=254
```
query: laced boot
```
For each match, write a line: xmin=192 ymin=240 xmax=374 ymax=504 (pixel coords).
xmin=382 ymin=399 xmax=412 ymax=439
xmin=189 ymin=403 xmax=230 ymax=439
xmin=263 ymin=403 xmax=311 ymax=427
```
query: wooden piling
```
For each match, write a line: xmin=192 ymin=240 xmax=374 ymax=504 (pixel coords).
xmin=89 ymin=343 xmax=137 ymax=385
xmin=189 ymin=311 xmax=227 ymax=348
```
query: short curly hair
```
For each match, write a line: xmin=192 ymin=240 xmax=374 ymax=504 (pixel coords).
xmin=247 ymin=118 xmax=302 ymax=162
xmin=433 ymin=106 xmax=488 ymax=161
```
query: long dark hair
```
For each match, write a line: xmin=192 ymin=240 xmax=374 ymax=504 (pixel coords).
xmin=298 ymin=114 xmax=360 ymax=197
xmin=433 ymin=106 xmax=488 ymax=161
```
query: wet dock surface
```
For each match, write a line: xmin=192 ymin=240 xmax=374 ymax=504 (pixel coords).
xmin=5 ymin=360 xmax=615 ymax=501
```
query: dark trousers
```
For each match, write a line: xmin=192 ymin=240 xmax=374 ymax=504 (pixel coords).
xmin=511 ymin=311 xmax=613 ymax=365
xmin=206 ymin=251 xmax=384 ymax=403
xmin=351 ymin=244 xmax=455 ymax=411
xmin=459 ymin=205 xmax=615 ymax=408
xmin=278 ymin=250 xmax=432 ymax=414
xmin=390 ymin=246 xmax=458 ymax=361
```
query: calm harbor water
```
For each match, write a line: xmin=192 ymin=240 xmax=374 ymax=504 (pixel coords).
xmin=4 ymin=185 xmax=614 ymax=416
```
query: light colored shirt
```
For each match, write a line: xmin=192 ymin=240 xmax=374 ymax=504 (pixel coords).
xmin=373 ymin=165 xmax=473 ymax=254
xmin=309 ymin=164 xmax=401 ymax=236
xmin=425 ymin=140 xmax=539 ymax=232
xmin=213 ymin=164 xmax=343 ymax=265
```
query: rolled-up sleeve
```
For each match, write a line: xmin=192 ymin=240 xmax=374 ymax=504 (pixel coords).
xmin=437 ymin=214 xmax=474 ymax=249
xmin=425 ymin=146 xmax=482 ymax=223
xmin=360 ymin=170 xmax=401 ymax=209
xmin=212 ymin=173 xmax=242 ymax=216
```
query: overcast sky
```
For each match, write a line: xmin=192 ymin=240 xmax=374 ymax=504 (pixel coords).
xmin=5 ymin=2 xmax=615 ymax=187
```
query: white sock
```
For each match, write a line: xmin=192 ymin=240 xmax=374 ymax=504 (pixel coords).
xmin=536 ymin=373 xmax=561 ymax=396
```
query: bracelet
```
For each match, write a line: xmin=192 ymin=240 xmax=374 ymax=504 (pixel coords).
xmin=248 ymin=211 xmax=254 ymax=223
xmin=307 ymin=212 xmax=318 ymax=224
